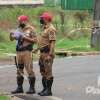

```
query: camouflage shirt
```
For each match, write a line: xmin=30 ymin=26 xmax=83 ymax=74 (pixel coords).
xmin=16 ymin=25 xmax=36 ymax=51
xmin=38 ymin=23 xmax=56 ymax=48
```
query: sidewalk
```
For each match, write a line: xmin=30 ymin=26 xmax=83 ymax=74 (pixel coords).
xmin=10 ymin=94 xmax=63 ymax=100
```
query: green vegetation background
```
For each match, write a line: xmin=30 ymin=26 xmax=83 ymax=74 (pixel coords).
xmin=0 ymin=6 xmax=95 ymax=58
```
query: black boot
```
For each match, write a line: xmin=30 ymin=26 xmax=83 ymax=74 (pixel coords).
xmin=11 ymin=76 xmax=24 ymax=94
xmin=39 ymin=77 xmax=53 ymax=96
xmin=38 ymin=77 xmax=47 ymax=95
xmin=26 ymin=76 xmax=36 ymax=94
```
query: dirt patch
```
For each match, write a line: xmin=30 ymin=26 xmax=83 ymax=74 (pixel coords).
xmin=0 ymin=20 xmax=13 ymax=30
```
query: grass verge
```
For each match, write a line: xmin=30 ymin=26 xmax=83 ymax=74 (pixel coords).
xmin=0 ymin=95 xmax=10 ymax=100
xmin=0 ymin=37 xmax=98 ymax=59
xmin=56 ymin=37 xmax=97 ymax=52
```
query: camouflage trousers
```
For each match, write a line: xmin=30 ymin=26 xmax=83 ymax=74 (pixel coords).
xmin=39 ymin=52 xmax=54 ymax=79
xmin=16 ymin=51 xmax=35 ymax=77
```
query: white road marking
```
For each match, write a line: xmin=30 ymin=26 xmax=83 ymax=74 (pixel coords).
xmin=0 ymin=65 xmax=15 ymax=69
xmin=34 ymin=61 xmax=38 ymax=64
xmin=0 ymin=62 xmax=38 ymax=69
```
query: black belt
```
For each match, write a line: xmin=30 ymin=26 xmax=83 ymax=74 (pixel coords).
xmin=40 ymin=46 xmax=50 ymax=53
xmin=16 ymin=44 xmax=33 ymax=52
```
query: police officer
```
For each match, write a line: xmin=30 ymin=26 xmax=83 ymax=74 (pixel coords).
xmin=10 ymin=15 xmax=37 ymax=94
xmin=37 ymin=12 xmax=56 ymax=96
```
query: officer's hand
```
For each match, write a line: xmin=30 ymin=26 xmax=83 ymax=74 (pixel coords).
xmin=48 ymin=53 xmax=55 ymax=58
xmin=22 ymin=35 xmax=29 ymax=40
xmin=32 ymin=48 xmax=38 ymax=53
xmin=47 ymin=55 xmax=52 ymax=60
xmin=10 ymin=33 xmax=16 ymax=41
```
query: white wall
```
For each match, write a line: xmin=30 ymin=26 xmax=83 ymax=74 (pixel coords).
xmin=0 ymin=0 xmax=44 ymax=5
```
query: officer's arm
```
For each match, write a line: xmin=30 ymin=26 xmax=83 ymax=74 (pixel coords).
xmin=49 ymin=41 xmax=55 ymax=56
xmin=23 ymin=36 xmax=37 ymax=43
xmin=23 ymin=32 xmax=37 ymax=43
xmin=9 ymin=33 xmax=17 ymax=41
xmin=49 ymin=29 xmax=56 ymax=56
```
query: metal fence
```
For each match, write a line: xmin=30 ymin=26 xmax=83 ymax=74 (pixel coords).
xmin=61 ymin=0 xmax=94 ymax=10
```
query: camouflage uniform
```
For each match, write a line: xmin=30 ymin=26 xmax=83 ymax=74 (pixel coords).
xmin=16 ymin=25 xmax=35 ymax=77
xmin=11 ymin=25 xmax=36 ymax=94
xmin=38 ymin=23 xmax=56 ymax=96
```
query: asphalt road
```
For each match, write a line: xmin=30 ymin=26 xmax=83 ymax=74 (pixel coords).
xmin=0 ymin=55 xmax=100 ymax=100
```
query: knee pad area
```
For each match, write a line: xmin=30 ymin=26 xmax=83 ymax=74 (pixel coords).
xmin=18 ymin=64 xmax=24 ymax=69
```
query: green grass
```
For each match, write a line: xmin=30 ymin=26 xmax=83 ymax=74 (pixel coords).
xmin=0 ymin=95 xmax=10 ymax=100
xmin=0 ymin=7 xmax=95 ymax=58
xmin=0 ymin=41 xmax=15 ymax=58
xmin=0 ymin=42 xmax=15 ymax=53
xmin=56 ymin=37 xmax=97 ymax=52
xmin=0 ymin=37 xmax=97 ymax=58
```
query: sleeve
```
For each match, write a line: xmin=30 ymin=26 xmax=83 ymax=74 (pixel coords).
xmin=49 ymin=30 xmax=56 ymax=41
xmin=30 ymin=27 xmax=37 ymax=38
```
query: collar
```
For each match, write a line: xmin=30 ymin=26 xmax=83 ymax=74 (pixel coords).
xmin=44 ymin=23 xmax=51 ymax=29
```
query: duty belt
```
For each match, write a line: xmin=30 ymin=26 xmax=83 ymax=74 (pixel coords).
xmin=16 ymin=44 xmax=33 ymax=52
xmin=40 ymin=46 xmax=50 ymax=53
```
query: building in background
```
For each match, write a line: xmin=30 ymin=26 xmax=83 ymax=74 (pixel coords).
xmin=0 ymin=0 xmax=44 ymax=6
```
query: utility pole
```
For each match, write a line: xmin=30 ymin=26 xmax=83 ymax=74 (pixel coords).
xmin=91 ymin=0 xmax=100 ymax=50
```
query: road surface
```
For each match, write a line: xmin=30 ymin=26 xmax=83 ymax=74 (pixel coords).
xmin=0 ymin=55 xmax=100 ymax=100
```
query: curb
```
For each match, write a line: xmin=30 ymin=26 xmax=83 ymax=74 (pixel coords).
xmin=11 ymin=96 xmax=24 ymax=100
xmin=1 ymin=51 xmax=100 ymax=64
xmin=9 ymin=94 xmax=63 ymax=100
xmin=55 ymin=51 xmax=100 ymax=57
